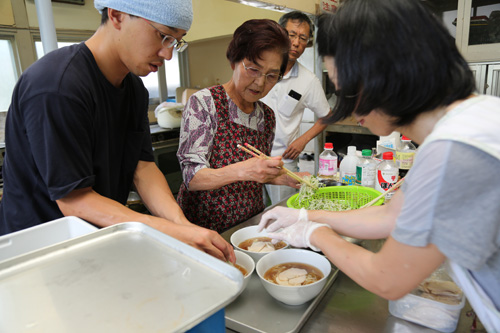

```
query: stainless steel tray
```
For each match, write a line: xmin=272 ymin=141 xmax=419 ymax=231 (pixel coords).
xmin=0 ymin=222 xmax=243 ymax=333
xmin=225 ymin=263 xmax=339 ymax=333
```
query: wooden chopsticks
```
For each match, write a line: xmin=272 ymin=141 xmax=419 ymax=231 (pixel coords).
xmin=359 ymin=177 xmax=405 ymax=209
xmin=237 ymin=143 xmax=318 ymax=189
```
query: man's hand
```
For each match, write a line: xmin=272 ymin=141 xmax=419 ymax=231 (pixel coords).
xmin=282 ymin=137 xmax=308 ymax=160
xmin=167 ymin=223 xmax=236 ymax=263
xmin=57 ymin=187 xmax=236 ymax=263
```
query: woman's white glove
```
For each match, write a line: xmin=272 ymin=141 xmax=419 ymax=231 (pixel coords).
xmin=259 ymin=208 xmax=330 ymax=251
xmin=257 ymin=206 xmax=303 ymax=233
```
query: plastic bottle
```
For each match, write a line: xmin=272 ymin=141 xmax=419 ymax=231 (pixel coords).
xmin=375 ymin=152 xmax=399 ymax=199
xmin=318 ymin=143 xmax=338 ymax=181
xmin=356 ymin=149 xmax=377 ymax=188
xmin=339 ymin=146 xmax=358 ymax=185
xmin=396 ymin=135 xmax=417 ymax=179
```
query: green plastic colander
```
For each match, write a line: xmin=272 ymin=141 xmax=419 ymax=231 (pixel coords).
xmin=286 ymin=186 xmax=384 ymax=210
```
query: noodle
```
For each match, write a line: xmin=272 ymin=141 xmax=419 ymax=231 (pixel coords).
xmin=295 ymin=175 xmax=352 ymax=211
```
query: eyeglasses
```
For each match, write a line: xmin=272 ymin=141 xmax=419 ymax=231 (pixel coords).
xmin=142 ymin=18 xmax=188 ymax=52
xmin=288 ymin=33 xmax=310 ymax=45
xmin=242 ymin=61 xmax=282 ymax=84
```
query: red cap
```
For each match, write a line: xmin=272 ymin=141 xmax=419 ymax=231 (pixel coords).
xmin=324 ymin=143 xmax=333 ymax=149
xmin=382 ymin=152 xmax=394 ymax=160
xmin=402 ymin=135 xmax=411 ymax=141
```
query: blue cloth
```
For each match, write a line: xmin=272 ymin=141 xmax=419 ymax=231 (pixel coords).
xmin=94 ymin=0 xmax=193 ymax=31
xmin=186 ymin=309 xmax=225 ymax=333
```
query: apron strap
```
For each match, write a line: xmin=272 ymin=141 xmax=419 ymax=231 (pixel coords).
xmin=446 ymin=260 xmax=500 ymax=332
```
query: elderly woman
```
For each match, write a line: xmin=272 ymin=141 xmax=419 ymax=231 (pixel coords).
xmin=258 ymin=0 xmax=500 ymax=330
xmin=177 ymin=19 xmax=305 ymax=233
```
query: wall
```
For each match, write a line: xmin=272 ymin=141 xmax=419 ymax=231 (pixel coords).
xmin=19 ymin=0 xmax=282 ymax=42
xmin=24 ymin=0 xmax=101 ymax=31
xmin=0 ymin=0 xmax=14 ymax=25
xmin=226 ymin=0 xmax=319 ymax=15
xmin=188 ymin=0 xmax=282 ymax=42
xmin=188 ymin=36 xmax=233 ymax=89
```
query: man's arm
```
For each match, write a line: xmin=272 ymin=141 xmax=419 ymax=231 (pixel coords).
xmin=133 ymin=160 xmax=190 ymax=225
xmin=282 ymin=118 xmax=328 ymax=160
xmin=56 ymin=168 xmax=235 ymax=263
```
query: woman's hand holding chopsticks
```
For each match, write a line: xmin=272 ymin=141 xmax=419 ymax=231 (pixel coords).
xmin=237 ymin=156 xmax=286 ymax=184
xmin=238 ymin=143 xmax=317 ymax=189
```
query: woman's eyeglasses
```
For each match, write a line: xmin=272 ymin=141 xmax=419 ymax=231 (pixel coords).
xmin=242 ymin=61 xmax=282 ymax=84
xmin=142 ymin=18 xmax=188 ymax=52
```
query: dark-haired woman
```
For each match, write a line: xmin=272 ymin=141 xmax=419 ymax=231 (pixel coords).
xmin=177 ymin=19 xmax=307 ymax=233
xmin=258 ymin=0 xmax=500 ymax=329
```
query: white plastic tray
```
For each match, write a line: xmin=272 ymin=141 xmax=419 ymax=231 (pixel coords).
xmin=0 ymin=216 xmax=98 ymax=263
xmin=389 ymin=292 xmax=465 ymax=332
xmin=0 ymin=222 xmax=243 ymax=333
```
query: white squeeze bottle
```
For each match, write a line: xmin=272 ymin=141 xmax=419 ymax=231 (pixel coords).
xmin=356 ymin=149 xmax=377 ymax=188
xmin=339 ymin=146 xmax=358 ymax=185
xmin=375 ymin=152 xmax=399 ymax=199
xmin=318 ymin=143 xmax=338 ymax=180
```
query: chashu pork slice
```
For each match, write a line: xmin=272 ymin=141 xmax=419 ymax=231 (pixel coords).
xmin=276 ymin=268 xmax=308 ymax=286
xmin=248 ymin=241 xmax=275 ymax=253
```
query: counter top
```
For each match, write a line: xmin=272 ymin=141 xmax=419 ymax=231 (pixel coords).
xmin=222 ymin=200 xmax=480 ymax=333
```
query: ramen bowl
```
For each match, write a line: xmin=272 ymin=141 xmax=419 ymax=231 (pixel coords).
xmin=234 ymin=250 xmax=255 ymax=291
xmin=230 ymin=225 xmax=289 ymax=263
xmin=256 ymin=249 xmax=331 ymax=306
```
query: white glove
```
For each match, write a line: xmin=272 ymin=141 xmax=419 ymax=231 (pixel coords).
xmin=264 ymin=208 xmax=331 ymax=251
xmin=257 ymin=207 xmax=304 ymax=233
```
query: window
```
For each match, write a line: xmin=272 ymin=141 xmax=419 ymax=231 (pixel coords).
xmin=0 ymin=38 xmax=19 ymax=111
xmin=35 ymin=41 xmax=80 ymax=59
xmin=141 ymin=50 xmax=181 ymax=104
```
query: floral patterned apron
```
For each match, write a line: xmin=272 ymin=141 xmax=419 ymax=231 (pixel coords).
xmin=177 ymin=85 xmax=275 ymax=233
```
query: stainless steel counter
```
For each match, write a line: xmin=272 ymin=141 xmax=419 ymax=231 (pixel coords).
xmin=222 ymin=200 xmax=480 ymax=333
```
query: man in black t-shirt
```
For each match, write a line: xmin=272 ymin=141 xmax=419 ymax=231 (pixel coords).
xmin=0 ymin=0 xmax=234 ymax=263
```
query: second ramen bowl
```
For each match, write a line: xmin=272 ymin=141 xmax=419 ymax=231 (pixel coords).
xmin=255 ymin=249 xmax=331 ymax=306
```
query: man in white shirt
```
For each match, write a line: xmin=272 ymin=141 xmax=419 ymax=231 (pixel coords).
xmin=262 ymin=11 xmax=331 ymax=205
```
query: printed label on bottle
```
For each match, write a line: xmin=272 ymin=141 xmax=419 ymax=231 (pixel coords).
xmin=396 ymin=151 xmax=415 ymax=170
xmin=318 ymin=158 xmax=337 ymax=176
xmin=341 ymin=172 xmax=356 ymax=185
xmin=356 ymin=165 xmax=375 ymax=186
xmin=356 ymin=166 xmax=363 ymax=185
xmin=375 ymin=169 xmax=398 ymax=198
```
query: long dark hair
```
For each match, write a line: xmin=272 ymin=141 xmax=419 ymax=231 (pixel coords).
xmin=227 ymin=19 xmax=290 ymax=78
xmin=317 ymin=0 xmax=475 ymax=126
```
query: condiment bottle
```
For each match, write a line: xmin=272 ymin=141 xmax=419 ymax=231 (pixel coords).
xmin=396 ymin=135 xmax=416 ymax=179
xmin=318 ymin=143 xmax=338 ymax=181
xmin=356 ymin=149 xmax=377 ymax=188
xmin=375 ymin=152 xmax=399 ymax=199
xmin=339 ymin=146 xmax=358 ymax=185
